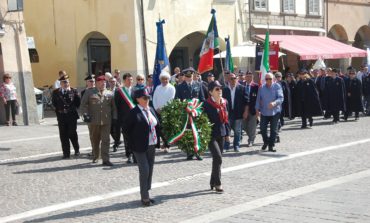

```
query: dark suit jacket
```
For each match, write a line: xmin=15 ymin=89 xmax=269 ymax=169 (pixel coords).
xmin=114 ymin=87 xmax=134 ymax=124
xmin=322 ymin=76 xmax=346 ymax=112
xmin=245 ymin=83 xmax=259 ymax=115
xmin=223 ymin=84 xmax=248 ymax=120
xmin=52 ymin=88 xmax=80 ymax=121
xmin=203 ymin=100 xmax=229 ymax=138
xmin=123 ymin=106 xmax=161 ymax=153
xmin=344 ymin=77 xmax=363 ymax=112
xmin=175 ymin=81 xmax=205 ymax=101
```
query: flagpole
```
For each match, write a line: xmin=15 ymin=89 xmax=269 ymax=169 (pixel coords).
xmin=219 ymin=49 xmax=225 ymax=84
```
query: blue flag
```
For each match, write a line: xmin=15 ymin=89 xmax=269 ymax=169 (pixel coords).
xmin=153 ymin=19 xmax=170 ymax=89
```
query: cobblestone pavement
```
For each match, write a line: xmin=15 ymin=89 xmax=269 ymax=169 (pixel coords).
xmin=0 ymin=114 xmax=370 ymax=222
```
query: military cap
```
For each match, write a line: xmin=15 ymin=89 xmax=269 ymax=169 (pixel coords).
xmin=59 ymin=74 xmax=69 ymax=81
xmin=182 ymin=67 xmax=196 ymax=77
xmin=84 ymin=74 xmax=95 ymax=81
xmin=299 ymin=69 xmax=308 ymax=74
xmin=207 ymin=73 xmax=214 ymax=77
xmin=95 ymin=75 xmax=105 ymax=82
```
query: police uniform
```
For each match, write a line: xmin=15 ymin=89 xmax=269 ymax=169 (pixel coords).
xmin=81 ymin=75 xmax=117 ymax=165
xmin=51 ymin=75 xmax=81 ymax=159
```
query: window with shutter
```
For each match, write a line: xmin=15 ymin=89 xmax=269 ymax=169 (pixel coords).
xmin=254 ymin=0 xmax=267 ymax=11
xmin=308 ymin=0 xmax=320 ymax=15
xmin=283 ymin=0 xmax=295 ymax=13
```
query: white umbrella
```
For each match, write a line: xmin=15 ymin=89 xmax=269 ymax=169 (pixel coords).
xmin=214 ymin=42 xmax=256 ymax=58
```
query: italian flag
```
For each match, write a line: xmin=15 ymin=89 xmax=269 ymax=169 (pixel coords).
xmin=259 ymin=30 xmax=270 ymax=86
xmin=198 ymin=9 xmax=219 ymax=74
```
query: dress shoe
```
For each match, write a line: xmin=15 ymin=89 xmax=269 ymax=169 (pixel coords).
xmin=275 ymin=136 xmax=280 ymax=143
xmin=92 ymin=159 xmax=97 ymax=163
xmin=74 ymin=152 xmax=80 ymax=157
xmin=112 ymin=145 xmax=118 ymax=152
xmin=261 ymin=144 xmax=268 ymax=150
xmin=12 ymin=122 xmax=18 ymax=126
xmin=127 ymin=155 xmax=133 ymax=164
xmin=141 ymin=199 xmax=151 ymax=206
xmin=149 ymin=198 xmax=155 ymax=204
xmin=102 ymin=161 xmax=113 ymax=166
xmin=5 ymin=122 xmax=10 ymax=126
xmin=215 ymin=185 xmax=224 ymax=193
xmin=195 ymin=154 xmax=203 ymax=161
xmin=62 ymin=155 xmax=70 ymax=159
xmin=186 ymin=155 xmax=193 ymax=160
xmin=268 ymin=145 xmax=276 ymax=152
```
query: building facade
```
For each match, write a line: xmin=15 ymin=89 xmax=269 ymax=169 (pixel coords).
xmin=24 ymin=0 xmax=246 ymax=87
xmin=327 ymin=0 xmax=370 ymax=70
xmin=0 ymin=0 xmax=38 ymax=125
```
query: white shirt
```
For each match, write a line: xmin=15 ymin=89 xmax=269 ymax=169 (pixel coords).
xmin=356 ymin=71 xmax=365 ymax=82
xmin=54 ymin=79 xmax=61 ymax=89
xmin=153 ymin=83 xmax=176 ymax=110
xmin=138 ymin=105 xmax=158 ymax=146
xmin=229 ymin=84 xmax=237 ymax=110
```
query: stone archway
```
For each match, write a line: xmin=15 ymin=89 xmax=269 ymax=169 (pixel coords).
xmin=77 ymin=31 xmax=111 ymax=87
xmin=327 ymin=24 xmax=349 ymax=70
xmin=169 ymin=31 xmax=226 ymax=77
xmin=352 ymin=25 xmax=370 ymax=69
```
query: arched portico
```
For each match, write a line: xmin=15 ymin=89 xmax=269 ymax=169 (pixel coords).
xmin=77 ymin=31 xmax=111 ymax=87
xmin=352 ymin=25 xmax=370 ymax=69
xmin=327 ymin=24 xmax=349 ymax=70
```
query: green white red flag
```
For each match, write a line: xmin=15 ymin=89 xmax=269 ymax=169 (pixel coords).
xmin=198 ymin=9 xmax=219 ymax=74
xmin=259 ymin=30 xmax=270 ymax=86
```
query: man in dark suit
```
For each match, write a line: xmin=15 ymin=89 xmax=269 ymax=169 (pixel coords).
xmin=52 ymin=74 xmax=81 ymax=159
xmin=344 ymin=68 xmax=363 ymax=121
xmin=123 ymin=88 xmax=161 ymax=206
xmin=223 ymin=72 xmax=248 ymax=152
xmin=175 ymin=67 xmax=205 ymax=160
xmin=243 ymin=71 xmax=259 ymax=147
xmin=114 ymin=73 xmax=136 ymax=163
xmin=322 ymin=68 xmax=346 ymax=123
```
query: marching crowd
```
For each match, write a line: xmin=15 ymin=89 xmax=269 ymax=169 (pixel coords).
xmin=15 ymin=64 xmax=369 ymax=205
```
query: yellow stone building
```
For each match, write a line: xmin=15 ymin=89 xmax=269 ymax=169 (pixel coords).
xmin=24 ymin=0 xmax=245 ymax=88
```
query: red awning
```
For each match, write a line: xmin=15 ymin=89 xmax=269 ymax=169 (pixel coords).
xmin=256 ymin=35 xmax=367 ymax=60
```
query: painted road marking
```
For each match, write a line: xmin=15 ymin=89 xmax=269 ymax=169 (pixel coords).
xmin=0 ymin=131 xmax=89 ymax=144
xmin=0 ymin=138 xmax=369 ymax=223
xmin=181 ymin=169 xmax=370 ymax=223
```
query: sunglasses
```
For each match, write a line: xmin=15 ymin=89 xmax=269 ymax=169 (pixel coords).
xmin=137 ymin=78 xmax=144 ymax=81
xmin=265 ymin=78 xmax=272 ymax=81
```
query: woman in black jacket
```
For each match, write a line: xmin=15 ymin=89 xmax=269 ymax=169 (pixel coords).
xmin=203 ymin=81 xmax=229 ymax=193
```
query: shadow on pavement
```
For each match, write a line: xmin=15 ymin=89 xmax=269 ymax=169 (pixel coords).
xmin=13 ymin=162 xmax=102 ymax=174
xmin=23 ymin=189 xmax=213 ymax=223
xmin=0 ymin=147 xmax=11 ymax=151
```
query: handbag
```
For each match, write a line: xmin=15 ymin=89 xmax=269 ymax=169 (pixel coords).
xmin=15 ymin=102 xmax=22 ymax=115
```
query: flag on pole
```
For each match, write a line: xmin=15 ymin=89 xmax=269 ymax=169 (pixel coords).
xmin=225 ymin=36 xmax=234 ymax=72
xmin=259 ymin=30 xmax=270 ymax=86
xmin=153 ymin=19 xmax=170 ymax=89
xmin=198 ymin=9 xmax=219 ymax=74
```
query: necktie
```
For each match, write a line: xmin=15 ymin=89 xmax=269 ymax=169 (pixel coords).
xmin=144 ymin=108 xmax=157 ymax=144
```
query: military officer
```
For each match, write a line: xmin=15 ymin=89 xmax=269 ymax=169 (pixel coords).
xmin=52 ymin=74 xmax=81 ymax=159
xmin=81 ymin=74 xmax=95 ymax=99
xmin=81 ymin=75 xmax=117 ymax=166
xmin=175 ymin=67 xmax=205 ymax=160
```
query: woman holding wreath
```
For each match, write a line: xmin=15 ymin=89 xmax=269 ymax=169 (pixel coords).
xmin=203 ymin=81 xmax=229 ymax=193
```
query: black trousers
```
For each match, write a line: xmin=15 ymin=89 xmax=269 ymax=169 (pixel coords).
xmin=133 ymin=145 xmax=156 ymax=200
xmin=57 ymin=115 xmax=79 ymax=156
xmin=4 ymin=100 xmax=17 ymax=122
xmin=110 ymin=121 xmax=122 ymax=146
xmin=301 ymin=116 xmax=313 ymax=127
xmin=208 ymin=136 xmax=224 ymax=186
xmin=123 ymin=131 xmax=133 ymax=158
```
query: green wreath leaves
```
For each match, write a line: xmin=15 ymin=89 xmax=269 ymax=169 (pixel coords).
xmin=161 ymin=99 xmax=212 ymax=155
